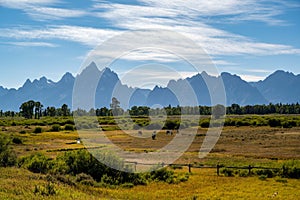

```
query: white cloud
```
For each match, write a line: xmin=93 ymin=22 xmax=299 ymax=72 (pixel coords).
xmin=244 ymin=69 xmax=273 ymax=73
xmin=0 ymin=0 xmax=299 ymax=64
xmin=119 ymin=65 xmax=198 ymax=89
xmin=25 ymin=6 xmax=88 ymax=20
xmin=239 ymin=74 xmax=265 ymax=82
xmin=0 ymin=25 xmax=121 ymax=47
xmin=92 ymin=1 xmax=300 ymax=57
xmin=0 ymin=0 xmax=87 ymax=21
xmin=137 ymin=0 xmax=298 ymax=25
xmin=0 ymin=0 xmax=57 ymax=8
xmin=120 ymin=49 xmax=181 ymax=63
xmin=3 ymin=41 xmax=57 ymax=47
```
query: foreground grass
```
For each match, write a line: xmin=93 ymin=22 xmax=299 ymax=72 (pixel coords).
xmin=0 ymin=167 xmax=299 ymax=200
xmin=1 ymin=116 xmax=300 ymax=199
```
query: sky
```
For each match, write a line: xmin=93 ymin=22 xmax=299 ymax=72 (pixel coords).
xmin=0 ymin=0 xmax=300 ymax=89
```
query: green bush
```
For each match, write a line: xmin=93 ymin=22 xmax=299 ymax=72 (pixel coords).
xmin=258 ymin=174 xmax=267 ymax=181
xmin=133 ymin=124 xmax=140 ymax=130
xmin=199 ymin=119 xmax=210 ymax=128
xmin=224 ymin=118 xmax=236 ymax=126
xmin=49 ymin=156 xmax=69 ymax=175
xmin=275 ymin=178 xmax=288 ymax=183
xmin=282 ymin=160 xmax=300 ymax=179
xmin=0 ymin=149 xmax=17 ymax=167
xmin=282 ymin=120 xmax=297 ymax=128
xmin=121 ymin=182 xmax=134 ymax=188
xmin=146 ymin=123 xmax=162 ymax=130
xmin=33 ymin=127 xmax=43 ymax=133
xmin=20 ymin=153 xmax=50 ymax=174
xmin=268 ymin=118 xmax=281 ymax=127
xmin=64 ymin=124 xmax=74 ymax=131
xmin=150 ymin=167 xmax=174 ymax=182
xmin=12 ymin=137 xmax=22 ymax=144
xmin=221 ymin=168 xmax=234 ymax=177
xmin=76 ymin=173 xmax=96 ymax=186
xmin=17 ymin=148 xmax=190 ymax=187
xmin=163 ymin=120 xmax=180 ymax=130
xmin=255 ymin=169 xmax=275 ymax=178
xmin=0 ymin=135 xmax=17 ymax=167
xmin=237 ymin=170 xmax=248 ymax=177
xmin=235 ymin=120 xmax=250 ymax=127
xmin=50 ymin=124 xmax=61 ymax=132
xmin=53 ymin=174 xmax=75 ymax=186
xmin=101 ymin=174 xmax=119 ymax=185
xmin=33 ymin=182 xmax=56 ymax=196
xmin=65 ymin=119 xmax=75 ymax=125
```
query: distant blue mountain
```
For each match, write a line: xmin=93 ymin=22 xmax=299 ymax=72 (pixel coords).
xmin=0 ymin=63 xmax=299 ymax=111
xmin=251 ymin=70 xmax=300 ymax=104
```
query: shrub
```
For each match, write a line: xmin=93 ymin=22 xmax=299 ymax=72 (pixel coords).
xmin=258 ymin=174 xmax=267 ymax=181
xmin=255 ymin=169 xmax=275 ymax=178
xmin=163 ymin=120 xmax=180 ymax=130
xmin=33 ymin=127 xmax=43 ymax=133
xmin=12 ymin=137 xmax=22 ymax=144
xmin=32 ymin=121 xmax=47 ymax=126
xmin=133 ymin=124 xmax=140 ymax=130
xmin=170 ymin=164 xmax=183 ymax=170
xmin=275 ymin=178 xmax=288 ymax=183
xmin=268 ymin=118 xmax=281 ymax=127
xmin=20 ymin=153 xmax=50 ymax=174
xmin=224 ymin=119 xmax=236 ymax=126
xmin=49 ymin=156 xmax=69 ymax=175
xmin=146 ymin=123 xmax=162 ymax=130
xmin=65 ymin=119 xmax=75 ymax=125
xmin=121 ymin=182 xmax=134 ymax=188
xmin=221 ymin=168 xmax=234 ymax=177
xmin=50 ymin=124 xmax=61 ymax=132
xmin=199 ymin=120 xmax=210 ymax=128
xmin=0 ymin=149 xmax=17 ymax=167
xmin=282 ymin=120 xmax=297 ymax=128
xmin=0 ymin=136 xmax=17 ymax=167
xmin=101 ymin=174 xmax=119 ymax=185
xmin=33 ymin=182 xmax=56 ymax=196
xmin=237 ymin=170 xmax=248 ymax=177
xmin=282 ymin=160 xmax=300 ymax=179
xmin=235 ymin=120 xmax=250 ymax=127
xmin=64 ymin=124 xmax=74 ymax=131
xmin=54 ymin=174 xmax=75 ymax=186
xmin=150 ymin=167 xmax=174 ymax=182
xmin=76 ymin=173 xmax=96 ymax=186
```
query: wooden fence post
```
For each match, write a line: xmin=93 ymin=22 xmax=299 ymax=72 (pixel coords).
xmin=217 ymin=164 xmax=220 ymax=176
xmin=248 ymin=165 xmax=252 ymax=175
xmin=188 ymin=164 xmax=192 ymax=173
xmin=134 ymin=162 xmax=137 ymax=172
xmin=282 ymin=166 xmax=286 ymax=177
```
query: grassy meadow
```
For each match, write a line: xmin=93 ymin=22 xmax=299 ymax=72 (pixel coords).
xmin=0 ymin=115 xmax=300 ymax=199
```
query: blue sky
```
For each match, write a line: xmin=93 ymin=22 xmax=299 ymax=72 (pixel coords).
xmin=0 ymin=0 xmax=300 ymax=89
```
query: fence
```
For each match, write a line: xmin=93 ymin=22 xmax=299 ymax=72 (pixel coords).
xmin=125 ymin=161 xmax=292 ymax=176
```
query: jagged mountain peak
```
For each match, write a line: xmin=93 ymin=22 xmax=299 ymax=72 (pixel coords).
xmin=0 ymin=66 xmax=299 ymax=111
xmin=22 ymin=79 xmax=32 ymax=88
xmin=252 ymin=70 xmax=300 ymax=103
xmin=264 ymin=70 xmax=295 ymax=81
xmin=61 ymin=72 xmax=74 ymax=80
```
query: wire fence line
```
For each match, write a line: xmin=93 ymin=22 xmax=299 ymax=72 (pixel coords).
xmin=124 ymin=161 xmax=295 ymax=176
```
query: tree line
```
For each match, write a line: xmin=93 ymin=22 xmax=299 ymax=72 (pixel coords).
xmin=1 ymin=99 xmax=300 ymax=119
xmin=0 ymin=100 xmax=71 ymax=119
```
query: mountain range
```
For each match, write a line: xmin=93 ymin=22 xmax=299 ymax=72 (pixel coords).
xmin=0 ymin=62 xmax=299 ymax=111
